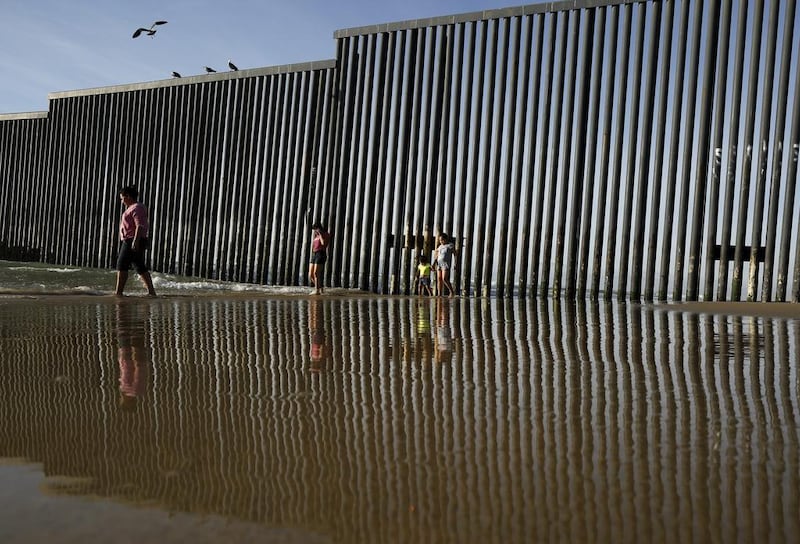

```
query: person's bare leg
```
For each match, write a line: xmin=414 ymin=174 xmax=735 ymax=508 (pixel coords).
xmin=317 ymin=264 xmax=325 ymax=294
xmin=140 ymin=271 xmax=157 ymax=296
xmin=309 ymin=264 xmax=318 ymax=293
xmin=115 ymin=271 xmax=129 ymax=296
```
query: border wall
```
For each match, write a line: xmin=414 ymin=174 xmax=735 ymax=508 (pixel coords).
xmin=1 ymin=0 xmax=799 ymax=301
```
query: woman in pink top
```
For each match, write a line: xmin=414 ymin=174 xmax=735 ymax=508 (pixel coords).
xmin=115 ymin=186 xmax=156 ymax=296
xmin=309 ymin=222 xmax=331 ymax=294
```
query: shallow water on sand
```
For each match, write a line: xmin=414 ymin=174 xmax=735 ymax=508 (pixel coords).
xmin=1 ymin=264 xmax=799 ymax=543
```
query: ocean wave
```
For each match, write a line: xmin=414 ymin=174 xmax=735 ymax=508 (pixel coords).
xmin=154 ymin=276 xmax=308 ymax=295
xmin=0 ymin=260 xmax=343 ymax=298
xmin=9 ymin=266 xmax=82 ymax=274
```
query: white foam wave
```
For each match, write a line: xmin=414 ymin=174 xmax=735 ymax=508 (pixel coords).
xmin=10 ymin=266 xmax=82 ymax=274
xmin=153 ymin=276 xmax=307 ymax=295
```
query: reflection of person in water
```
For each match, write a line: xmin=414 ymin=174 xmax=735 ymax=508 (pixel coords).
xmin=435 ymin=298 xmax=453 ymax=363
xmin=309 ymin=299 xmax=328 ymax=371
xmin=115 ymin=301 xmax=151 ymax=410
xmin=413 ymin=299 xmax=434 ymax=363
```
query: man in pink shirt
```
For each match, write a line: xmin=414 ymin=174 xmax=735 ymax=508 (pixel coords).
xmin=115 ymin=186 xmax=156 ymax=296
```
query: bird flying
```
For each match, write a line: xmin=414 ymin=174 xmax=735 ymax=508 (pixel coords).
xmin=132 ymin=20 xmax=167 ymax=39
xmin=228 ymin=60 xmax=239 ymax=71
xmin=204 ymin=66 xmax=217 ymax=73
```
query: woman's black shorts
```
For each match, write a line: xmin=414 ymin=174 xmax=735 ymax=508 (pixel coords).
xmin=116 ymin=238 xmax=150 ymax=273
xmin=310 ymin=250 xmax=327 ymax=265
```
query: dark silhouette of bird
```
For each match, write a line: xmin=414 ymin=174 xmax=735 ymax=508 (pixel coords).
xmin=228 ymin=60 xmax=239 ymax=71
xmin=171 ymin=71 xmax=181 ymax=78
xmin=204 ymin=66 xmax=217 ymax=73
xmin=132 ymin=20 xmax=167 ymax=39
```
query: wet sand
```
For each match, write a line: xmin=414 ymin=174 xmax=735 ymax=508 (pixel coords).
xmin=1 ymin=295 xmax=798 ymax=543
xmin=660 ymin=300 xmax=800 ymax=318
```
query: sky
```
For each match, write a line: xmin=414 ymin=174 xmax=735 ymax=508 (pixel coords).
xmin=0 ymin=0 xmax=529 ymax=114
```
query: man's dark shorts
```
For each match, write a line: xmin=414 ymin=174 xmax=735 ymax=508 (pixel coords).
xmin=117 ymin=238 xmax=150 ymax=273
xmin=311 ymin=250 xmax=327 ymax=265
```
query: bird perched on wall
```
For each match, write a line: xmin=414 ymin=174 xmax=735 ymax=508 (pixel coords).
xmin=132 ymin=20 xmax=167 ymax=38
xmin=171 ymin=71 xmax=181 ymax=78
xmin=228 ymin=60 xmax=239 ymax=71
xmin=204 ymin=66 xmax=217 ymax=73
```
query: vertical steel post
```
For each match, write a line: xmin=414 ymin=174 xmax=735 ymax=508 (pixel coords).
xmin=489 ymin=16 xmax=518 ymax=297
xmin=352 ymin=34 xmax=378 ymax=289
xmin=423 ymin=27 xmax=448 ymax=252
xmin=602 ymin=5 xmax=632 ymax=299
xmin=409 ymin=27 xmax=437 ymax=289
xmin=761 ymin=0 xmax=797 ymax=301
xmin=441 ymin=24 xmax=463 ymax=243
xmin=341 ymin=38 xmax=368 ymax=287
xmin=517 ymin=14 xmax=545 ymax=297
xmin=670 ymin=0 xmax=704 ymax=301
xmin=552 ymin=10 xmax=584 ymax=298
xmin=715 ymin=0 xmax=750 ymax=301
xmin=266 ymin=75 xmax=292 ymax=282
xmin=380 ymin=31 xmax=407 ymax=294
xmin=400 ymin=29 xmax=426 ymax=293
xmin=686 ymin=0 xmax=723 ymax=302
xmin=472 ymin=19 xmax=500 ymax=296
xmin=628 ymin=2 xmax=662 ymax=301
xmin=642 ymin=0 xmax=675 ymax=301
xmin=655 ymin=1 xmax=691 ymax=300
xmin=388 ymin=30 xmax=415 ymax=294
xmin=569 ymin=8 xmax=600 ymax=300
xmin=731 ymin=1 xmax=766 ymax=301
xmin=368 ymin=32 xmax=394 ymax=293
xmin=539 ymin=11 xmax=570 ymax=297
xmin=481 ymin=18 xmax=512 ymax=297
xmin=287 ymin=73 xmax=312 ymax=283
xmin=528 ymin=14 xmax=557 ymax=297
xmin=589 ymin=6 xmax=619 ymax=299
xmin=451 ymin=22 xmax=477 ymax=297
xmin=746 ymin=0 xmax=780 ymax=301
xmin=433 ymin=25 xmax=455 ymax=248
xmin=780 ymin=29 xmax=800 ymax=301
xmin=504 ymin=15 xmax=534 ymax=296
xmin=616 ymin=3 xmax=648 ymax=301
xmin=462 ymin=22 xmax=489 ymax=296
xmin=701 ymin=0 xmax=735 ymax=300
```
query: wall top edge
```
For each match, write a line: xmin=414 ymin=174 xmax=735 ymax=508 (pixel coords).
xmin=47 ymin=59 xmax=337 ymax=102
xmin=0 ymin=111 xmax=49 ymax=121
xmin=333 ymin=0 xmax=647 ymax=37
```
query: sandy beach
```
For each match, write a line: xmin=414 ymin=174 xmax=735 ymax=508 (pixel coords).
xmin=660 ymin=300 xmax=800 ymax=318
xmin=1 ymin=261 xmax=799 ymax=542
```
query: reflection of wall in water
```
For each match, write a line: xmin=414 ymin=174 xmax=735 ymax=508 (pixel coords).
xmin=0 ymin=299 xmax=798 ymax=542
xmin=3 ymin=1 xmax=800 ymax=302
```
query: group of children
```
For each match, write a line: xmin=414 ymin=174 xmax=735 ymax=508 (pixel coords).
xmin=308 ymin=222 xmax=456 ymax=297
xmin=417 ymin=233 xmax=456 ymax=297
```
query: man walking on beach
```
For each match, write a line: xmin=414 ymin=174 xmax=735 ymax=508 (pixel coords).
xmin=115 ymin=186 xmax=156 ymax=297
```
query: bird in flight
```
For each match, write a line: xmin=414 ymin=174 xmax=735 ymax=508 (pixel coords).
xmin=132 ymin=20 xmax=168 ymax=39
xmin=171 ymin=71 xmax=181 ymax=78
xmin=228 ymin=60 xmax=239 ymax=71
xmin=204 ymin=66 xmax=217 ymax=73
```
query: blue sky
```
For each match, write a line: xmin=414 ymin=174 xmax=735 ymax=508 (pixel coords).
xmin=0 ymin=0 xmax=531 ymax=114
